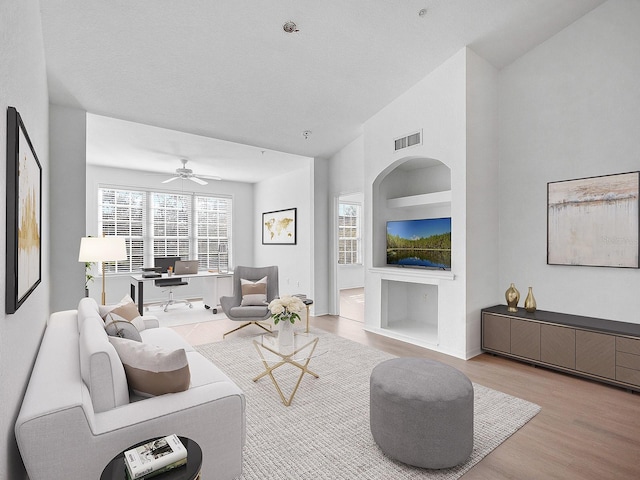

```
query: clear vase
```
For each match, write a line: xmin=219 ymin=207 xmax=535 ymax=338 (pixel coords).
xmin=277 ymin=319 xmax=294 ymax=354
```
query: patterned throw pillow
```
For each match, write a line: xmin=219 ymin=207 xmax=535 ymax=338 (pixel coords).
xmin=109 ymin=337 xmax=191 ymax=397
xmin=240 ymin=276 xmax=268 ymax=306
xmin=99 ymin=295 xmax=146 ymax=330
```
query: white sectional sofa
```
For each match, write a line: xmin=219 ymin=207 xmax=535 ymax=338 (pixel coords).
xmin=15 ymin=297 xmax=245 ymax=480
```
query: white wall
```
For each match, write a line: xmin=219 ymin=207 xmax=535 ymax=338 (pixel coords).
xmin=313 ymin=158 xmax=330 ymax=314
xmin=499 ymin=0 xmax=640 ymax=322
xmin=50 ymin=105 xmax=87 ymax=311
xmin=465 ymin=49 xmax=500 ymax=355
xmin=364 ymin=49 xmax=470 ymax=358
xmin=0 ymin=1 xmax=50 ymax=478
xmin=253 ymin=163 xmax=314 ymax=302
xmin=85 ymin=164 xmax=255 ymax=304
xmin=328 ymin=136 xmax=365 ymax=313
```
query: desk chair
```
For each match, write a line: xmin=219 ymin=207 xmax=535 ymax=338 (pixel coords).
xmin=152 ymin=277 xmax=193 ymax=312
xmin=220 ymin=266 xmax=278 ymax=337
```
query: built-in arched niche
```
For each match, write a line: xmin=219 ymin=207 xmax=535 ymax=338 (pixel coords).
xmin=372 ymin=156 xmax=452 ymax=269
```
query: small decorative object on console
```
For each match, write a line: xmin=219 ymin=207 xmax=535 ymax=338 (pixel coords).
xmin=524 ymin=287 xmax=537 ymax=313
xmin=505 ymin=283 xmax=520 ymax=312
xmin=124 ymin=434 xmax=187 ymax=479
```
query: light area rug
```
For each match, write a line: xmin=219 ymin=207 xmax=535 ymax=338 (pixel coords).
xmin=196 ymin=330 xmax=541 ymax=480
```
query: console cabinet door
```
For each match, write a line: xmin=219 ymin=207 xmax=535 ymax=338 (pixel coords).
xmin=510 ymin=319 xmax=540 ymax=360
xmin=575 ymin=330 xmax=615 ymax=379
xmin=482 ymin=313 xmax=510 ymax=353
xmin=541 ymin=324 xmax=575 ymax=369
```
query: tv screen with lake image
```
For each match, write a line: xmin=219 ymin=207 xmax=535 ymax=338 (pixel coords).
xmin=386 ymin=217 xmax=452 ymax=270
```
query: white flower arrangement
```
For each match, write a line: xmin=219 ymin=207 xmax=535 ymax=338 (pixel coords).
xmin=268 ymin=295 xmax=306 ymax=325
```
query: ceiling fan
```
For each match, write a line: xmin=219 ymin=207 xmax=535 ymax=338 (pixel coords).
xmin=162 ymin=158 xmax=220 ymax=185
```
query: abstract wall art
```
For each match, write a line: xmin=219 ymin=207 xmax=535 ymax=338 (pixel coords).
xmin=6 ymin=107 xmax=42 ymax=313
xmin=547 ymin=172 xmax=639 ymax=268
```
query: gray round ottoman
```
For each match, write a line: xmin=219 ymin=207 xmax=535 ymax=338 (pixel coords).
xmin=370 ymin=357 xmax=474 ymax=469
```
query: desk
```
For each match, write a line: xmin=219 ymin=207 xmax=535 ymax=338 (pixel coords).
xmin=130 ymin=271 xmax=233 ymax=315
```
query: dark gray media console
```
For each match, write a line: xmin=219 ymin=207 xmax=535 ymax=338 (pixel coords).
xmin=481 ymin=305 xmax=640 ymax=392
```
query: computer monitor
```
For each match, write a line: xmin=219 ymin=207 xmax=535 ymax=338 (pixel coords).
xmin=154 ymin=256 xmax=181 ymax=273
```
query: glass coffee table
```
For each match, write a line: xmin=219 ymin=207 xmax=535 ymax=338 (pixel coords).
xmin=252 ymin=332 xmax=327 ymax=406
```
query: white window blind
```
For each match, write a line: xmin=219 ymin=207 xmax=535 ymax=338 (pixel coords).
xmin=196 ymin=195 xmax=231 ymax=271
xmin=98 ymin=187 xmax=232 ymax=274
xmin=99 ymin=188 xmax=146 ymax=273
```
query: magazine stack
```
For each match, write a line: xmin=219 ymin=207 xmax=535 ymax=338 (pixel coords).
xmin=124 ymin=434 xmax=187 ymax=479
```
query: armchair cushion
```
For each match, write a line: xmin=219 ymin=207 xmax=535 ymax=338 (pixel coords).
xmin=229 ymin=306 xmax=269 ymax=318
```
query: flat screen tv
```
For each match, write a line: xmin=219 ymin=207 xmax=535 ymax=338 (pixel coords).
xmin=386 ymin=217 xmax=451 ymax=270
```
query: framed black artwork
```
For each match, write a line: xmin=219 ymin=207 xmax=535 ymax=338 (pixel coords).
xmin=6 ymin=107 xmax=42 ymax=313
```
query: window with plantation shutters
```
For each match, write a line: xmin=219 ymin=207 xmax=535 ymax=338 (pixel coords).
xmin=196 ymin=195 xmax=231 ymax=271
xmin=151 ymin=192 xmax=191 ymax=260
xmin=338 ymin=202 xmax=361 ymax=265
xmin=99 ymin=188 xmax=146 ymax=273
xmin=98 ymin=187 xmax=232 ymax=274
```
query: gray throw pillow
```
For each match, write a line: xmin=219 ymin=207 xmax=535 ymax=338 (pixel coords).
xmin=104 ymin=314 xmax=143 ymax=342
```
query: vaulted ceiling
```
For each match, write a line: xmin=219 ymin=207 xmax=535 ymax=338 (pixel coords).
xmin=40 ymin=0 xmax=606 ymax=179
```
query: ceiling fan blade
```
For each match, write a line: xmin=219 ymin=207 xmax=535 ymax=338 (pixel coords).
xmin=162 ymin=176 xmax=180 ymax=184
xmin=189 ymin=176 xmax=208 ymax=185
xmin=200 ymin=175 xmax=222 ymax=181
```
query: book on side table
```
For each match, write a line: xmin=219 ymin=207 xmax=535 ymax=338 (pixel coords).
xmin=124 ymin=434 xmax=187 ymax=479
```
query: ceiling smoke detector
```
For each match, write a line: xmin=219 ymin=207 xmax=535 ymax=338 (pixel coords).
xmin=283 ymin=21 xmax=299 ymax=33
xmin=302 ymin=130 xmax=312 ymax=140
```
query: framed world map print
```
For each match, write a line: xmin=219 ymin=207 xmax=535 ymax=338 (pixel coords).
xmin=6 ymin=106 xmax=42 ymax=313
xmin=262 ymin=208 xmax=297 ymax=245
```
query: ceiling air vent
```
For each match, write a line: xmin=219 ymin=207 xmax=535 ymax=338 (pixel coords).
xmin=394 ymin=130 xmax=422 ymax=152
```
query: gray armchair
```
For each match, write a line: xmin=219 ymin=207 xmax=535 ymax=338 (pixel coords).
xmin=220 ymin=265 xmax=279 ymax=338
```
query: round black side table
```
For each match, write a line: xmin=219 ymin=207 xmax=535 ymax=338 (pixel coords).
xmin=101 ymin=436 xmax=202 ymax=480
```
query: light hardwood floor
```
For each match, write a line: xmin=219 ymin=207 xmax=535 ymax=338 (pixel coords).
xmin=170 ymin=312 xmax=640 ymax=479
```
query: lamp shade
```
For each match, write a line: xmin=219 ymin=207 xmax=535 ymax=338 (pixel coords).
xmin=78 ymin=237 xmax=127 ymax=262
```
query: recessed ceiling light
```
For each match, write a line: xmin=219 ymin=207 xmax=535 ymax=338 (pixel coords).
xmin=283 ymin=21 xmax=299 ymax=33
xmin=418 ymin=8 xmax=428 ymax=17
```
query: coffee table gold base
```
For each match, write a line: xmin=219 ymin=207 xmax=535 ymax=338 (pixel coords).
xmin=252 ymin=336 xmax=319 ymax=406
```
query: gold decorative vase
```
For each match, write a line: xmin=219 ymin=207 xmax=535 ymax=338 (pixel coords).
xmin=524 ymin=287 xmax=537 ymax=313
xmin=505 ymin=283 xmax=520 ymax=312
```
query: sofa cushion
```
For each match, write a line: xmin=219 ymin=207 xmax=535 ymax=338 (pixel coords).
xmin=79 ymin=315 xmax=130 ymax=412
xmin=109 ymin=337 xmax=191 ymax=397
xmin=140 ymin=328 xmax=195 ymax=352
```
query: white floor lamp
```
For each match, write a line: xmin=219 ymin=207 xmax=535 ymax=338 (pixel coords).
xmin=78 ymin=236 xmax=128 ymax=305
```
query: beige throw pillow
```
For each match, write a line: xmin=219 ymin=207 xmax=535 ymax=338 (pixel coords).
xmin=108 ymin=337 xmax=191 ymax=397
xmin=240 ymin=276 xmax=267 ymax=306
